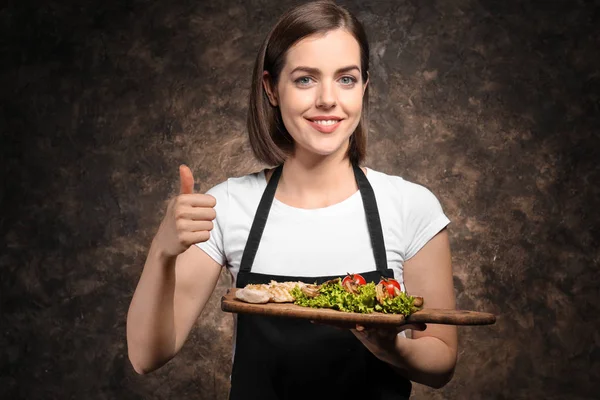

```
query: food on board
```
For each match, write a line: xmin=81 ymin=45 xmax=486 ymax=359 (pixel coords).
xmin=235 ymin=281 xmax=320 ymax=303
xmin=235 ymin=274 xmax=423 ymax=316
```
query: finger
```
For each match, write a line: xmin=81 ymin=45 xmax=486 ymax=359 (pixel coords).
xmin=353 ymin=324 xmax=391 ymax=332
xmin=178 ymin=194 xmax=217 ymax=208
xmin=180 ymin=231 xmax=211 ymax=245
xmin=175 ymin=206 xmax=217 ymax=221
xmin=352 ymin=327 xmax=400 ymax=343
xmin=179 ymin=164 xmax=195 ymax=194
xmin=176 ymin=219 xmax=214 ymax=232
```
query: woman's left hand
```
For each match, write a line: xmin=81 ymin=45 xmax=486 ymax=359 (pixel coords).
xmin=350 ymin=323 xmax=426 ymax=367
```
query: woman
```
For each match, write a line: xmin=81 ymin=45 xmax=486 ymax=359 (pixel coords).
xmin=127 ymin=1 xmax=457 ymax=399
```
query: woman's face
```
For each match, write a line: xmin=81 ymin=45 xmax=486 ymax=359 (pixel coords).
xmin=264 ymin=28 xmax=368 ymax=161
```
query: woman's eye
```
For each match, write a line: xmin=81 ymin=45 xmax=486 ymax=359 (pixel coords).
xmin=295 ymin=77 xmax=313 ymax=86
xmin=340 ymin=76 xmax=357 ymax=86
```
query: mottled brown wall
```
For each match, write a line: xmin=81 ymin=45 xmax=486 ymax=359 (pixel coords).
xmin=1 ymin=0 xmax=599 ymax=399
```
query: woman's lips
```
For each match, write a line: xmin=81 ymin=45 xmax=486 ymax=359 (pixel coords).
xmin=306 ymin=119 xmax=343 ymax=133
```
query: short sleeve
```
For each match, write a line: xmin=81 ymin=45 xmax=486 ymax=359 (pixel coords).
xmin=194 ymin=180 xmax=229 ymax=266
xmin=402 ymin=182 xmax=450 ymax=260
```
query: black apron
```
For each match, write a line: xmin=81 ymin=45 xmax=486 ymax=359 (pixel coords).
xmin=229 ymin=164 xmax=412 ymax=400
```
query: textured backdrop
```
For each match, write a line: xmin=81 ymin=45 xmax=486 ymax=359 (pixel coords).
xmin=1 ymin=0 xmax=599 ymax=399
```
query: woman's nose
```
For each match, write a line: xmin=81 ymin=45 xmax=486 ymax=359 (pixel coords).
xmin=316 ymin=82 xmax=336 ymax=109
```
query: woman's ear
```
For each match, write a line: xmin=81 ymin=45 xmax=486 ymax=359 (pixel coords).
xmin=262 ymin=71 xmax=278 ymax=107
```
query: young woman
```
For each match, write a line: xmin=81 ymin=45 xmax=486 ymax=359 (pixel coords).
xmin=127 ymin=1 xmax=457 ymax=398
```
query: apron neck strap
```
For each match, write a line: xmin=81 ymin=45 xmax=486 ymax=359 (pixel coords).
xmin=352 ymin=164 xmax=388 ymax=274
xmin=239 ymin=164 xmax=388 ymax=274
xmin=239 ymin=164 xmax=283 ymax=273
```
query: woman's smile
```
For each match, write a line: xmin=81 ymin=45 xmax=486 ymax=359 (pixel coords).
xmin=305 ymin=116 xmax=344 ymax=133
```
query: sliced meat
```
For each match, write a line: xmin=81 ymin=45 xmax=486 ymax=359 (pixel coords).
xmin=342 ymin=279 xmax=359 ymax=294
xmin=268 ymin=285 xmax=294 ymax=302
xmin=272 ymin=280 xmax=306 ymax=291
xmin=321 ymin=278 xmax=340 ymax=287
xmin=413 ymin=296 xmax=424 ymax=307
xmin=235 ymin=287 xmax=271 ymax=304
xmin=301 ymin=284 xmax=320 ymax=298
xmin=236 ymin=281 xmax=319 ymax=304
xmin=375 ymin=283 xmax=387 ymax=304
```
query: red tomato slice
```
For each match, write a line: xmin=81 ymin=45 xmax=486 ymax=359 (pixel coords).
xmin=379 ymin=277 xmax=401 ymax=297
xmin=342 ymin=273 xmax=367 ymax=286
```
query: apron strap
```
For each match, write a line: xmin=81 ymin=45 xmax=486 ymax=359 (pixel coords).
xmin=239 ymin=164 xmax=283 ymax=274
xmin=352 ymin=164 xmax=388 ymax=274
xmin=239 ymin=164 xmax=388 ymax=274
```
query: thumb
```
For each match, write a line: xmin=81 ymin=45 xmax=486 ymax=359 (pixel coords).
xmin=179 ymin=164 xmax=195 ymax=194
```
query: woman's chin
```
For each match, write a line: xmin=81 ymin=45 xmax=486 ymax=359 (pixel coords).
xmin=298 ymin=145 xmax=348 ymax=159
xmin=291 ymin=135 xmax=352 ymax=160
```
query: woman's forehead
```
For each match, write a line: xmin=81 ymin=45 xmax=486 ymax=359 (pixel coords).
xmin=283 ymin=29 xmax=361 ymax=72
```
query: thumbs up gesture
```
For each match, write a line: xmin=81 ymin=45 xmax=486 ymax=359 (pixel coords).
xmin=154 ymin=165 xmax=217 ymax=258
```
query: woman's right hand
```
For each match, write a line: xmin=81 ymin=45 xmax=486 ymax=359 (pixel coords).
xmin=153 ymin=164 xmax=217 ymax=258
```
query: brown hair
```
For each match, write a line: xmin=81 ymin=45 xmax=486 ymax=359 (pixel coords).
xmin=247 ymin=1 xmax=370 ymax=166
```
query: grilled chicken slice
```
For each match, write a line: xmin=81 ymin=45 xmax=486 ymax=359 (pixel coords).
xmin=235 ymin=281 xmax=307 ymax=304
xmin=235 ymin=287 xmax=271 ymax=304
xmin=269 ymin=285 xmax=295 ymax=303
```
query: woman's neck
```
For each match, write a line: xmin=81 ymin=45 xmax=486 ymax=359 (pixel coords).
xmin=271 ymin=148 xmax=361 ymax=209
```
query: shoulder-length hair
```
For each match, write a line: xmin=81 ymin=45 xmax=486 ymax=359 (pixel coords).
xmin=247 ymin=1 xmax=370 ymax=167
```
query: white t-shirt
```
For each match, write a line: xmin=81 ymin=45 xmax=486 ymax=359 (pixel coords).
xmin=195 ymin=167 xmax=450 ymax=289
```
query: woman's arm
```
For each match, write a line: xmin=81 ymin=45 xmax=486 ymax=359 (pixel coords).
xmin=127 ymin=165 xmax=224 ymax=374
xmin=126 ymin=243 xmax=222 ymax=374
xmin=352 ymin=228 xmax=457 ymax=388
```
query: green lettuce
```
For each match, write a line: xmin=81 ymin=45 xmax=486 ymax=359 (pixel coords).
xmin=290 ymin=280 xmax=420 ymax=316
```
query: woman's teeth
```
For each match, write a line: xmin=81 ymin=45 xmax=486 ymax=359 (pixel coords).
xmin=312 ymin=120 xmax=338 ymax=126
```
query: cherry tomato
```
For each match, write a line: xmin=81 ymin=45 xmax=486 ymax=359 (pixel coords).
xmin=342 ymin=273 xmax=366 ymax=286
xmin=379 ymin=277 xmax=401 ymax=297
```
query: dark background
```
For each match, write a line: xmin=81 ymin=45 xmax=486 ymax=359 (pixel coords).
xmin=1 ymin=0 xmax=599 ymax=399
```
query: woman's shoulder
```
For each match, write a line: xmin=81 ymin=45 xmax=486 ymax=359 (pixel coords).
xmin=204 ymin=169 xmax=267 ymax=199
xmin=366 ymin=167 xmax=444 ymax=206
xmin=366 ymin=167 xmax=423 ymax=192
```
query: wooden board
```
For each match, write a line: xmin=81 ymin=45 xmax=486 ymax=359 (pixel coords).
xmin=221 ymin=289 xmax=496 ymax=327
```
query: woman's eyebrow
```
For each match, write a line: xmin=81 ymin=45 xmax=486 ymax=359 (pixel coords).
xmin=289 ymin=65 xmax=360 ymax=75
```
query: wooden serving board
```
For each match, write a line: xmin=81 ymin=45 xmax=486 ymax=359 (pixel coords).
xmin=221 ymin=289 xmax=496 ymax=327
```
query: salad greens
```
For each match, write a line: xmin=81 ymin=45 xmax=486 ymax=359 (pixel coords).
xmin=290 ymin=280 xmax=420 ymax=316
